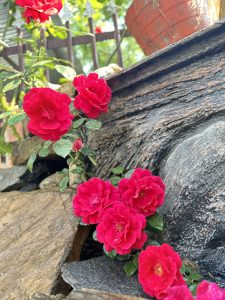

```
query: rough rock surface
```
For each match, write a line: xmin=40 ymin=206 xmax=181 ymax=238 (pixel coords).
xmin=66 ymin=289 xmax=148 ymax=300
xmin=39 ymin=172 xmax=64 ymax=190
xmin=0 ymin=165 xmax=27 ymax=191
xmin=0 ymin=190 xmax=78 ymax=300
xmin=61 ymin=256 xmax=149 ymax=299
xmin=160 ymin=121 xmax=225 ymax=287
xmin=87 ymin=21 xmax=225 ymax=288
xmin=12 ymin=136 xmax=55 ymax=165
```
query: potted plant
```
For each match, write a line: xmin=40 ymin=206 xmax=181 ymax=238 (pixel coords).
xmin=125 ymin=0 xmax=218 ymax=56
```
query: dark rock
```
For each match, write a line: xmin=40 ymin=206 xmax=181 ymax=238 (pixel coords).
xmin=19 ymin=183 xmax=38 ymax=192
xmin=61 ymin=256 xmax=148 ymax=298
xmin=159 ymin=121 xmax=225 ymax=287
xmin=0 ymin=166 xmax=27 ymax=192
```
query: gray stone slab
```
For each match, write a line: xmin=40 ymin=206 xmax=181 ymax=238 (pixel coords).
xmin=0 ymin=166 xmax=27 ymax=192
xmin=61 ymin=256 xmax=149 ymax=299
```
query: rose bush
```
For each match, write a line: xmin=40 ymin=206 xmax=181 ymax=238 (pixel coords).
xmin=15 ymin=0 xmax=63 ymax=23
xmin=23 ymin=87 xmax=73 ymax=141
xmin=96 ymin=202 xmax=147 ymax=255
xmin=118 ymin=168 xmax=165 ymax=216
xmin=73 ymin=178 xmax=119 ymax=224
xmin=73 ymin=73 xmax=112 ymax=118
xmin=138 ymin=244 xmax=185 ymax=299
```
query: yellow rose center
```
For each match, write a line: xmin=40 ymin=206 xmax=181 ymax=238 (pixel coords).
xmin=154 ymin=263 xmax=163 ymax=276
xmin=115 ymin=223 xmax=123 ymax=232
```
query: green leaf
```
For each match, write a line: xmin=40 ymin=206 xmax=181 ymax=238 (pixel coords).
xmin=27 ymin=152 xmax=37 ymax=172
xmin=55 ymin=64 xmax=76 ymax=81
xmin=103 ymin=247 xmax=117 ymax=259
xmin=48 ymin=26 xmax=68 ymax=39
xmin=43 ymin=141 xmax=52 ymax=149
xmin=147 ymin=212 xmax=164 ymax=231
xmin=110 ymin=176 xmax=121 ymax=185
xmin=59 ymin=176 xmax=69 ymax=192
xmin=32 ymin=60 xmax=53 ymax=68
xmin=132 ymin=254 xmax=139 ymax=267
xmin=73 ymin=118 xmax=85 ymax=128
xmin=53 ymin=139 xmax=73 ymax=158
xmin=187 ymin=273 xmax=202 ymax=282
xmin=81 ymin=147 xmax=96 ymax=157
xmin=85 ymin=119 xmax=102 ymax=130
xmin=0 ymin=111 xmax=12 ymax=119
xmin=124 ymin=260 xmax=137 ymax=276
xmin=124 ymin=169 xmax=135 ymax=178
xmin=145 ymin=239 xmax=160 ymax=246
xmin=3 ymin=79 xmax=21 ymax=93
xmin=5 ymin=72 xmax=23 ymax=80
xmin=38 ymin=147 xmax=49 ymax=157
xmin=8 ymin=113 xmax=26 ymax=126
xmin=88 ymin=155 xmax=97 ymax=166
xmin=111 ymin=166 xmax=124 ymax=174
xmin=70 ymin=167 xmax=83 ymax=174
xmin=117 ymin=254 xmax=131 ymax=261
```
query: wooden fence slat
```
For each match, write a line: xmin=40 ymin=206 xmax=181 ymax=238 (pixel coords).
xmin=65 ymin=21 xmax=74 ymax=67
xmin=112 ymin=13 xmax=123 ymax=68
xmin=88 ymin=17 xmax=99 ymax=70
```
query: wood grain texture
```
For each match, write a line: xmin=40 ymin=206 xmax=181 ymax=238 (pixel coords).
xmin=91 ymin=19 xmax=225 ymax=178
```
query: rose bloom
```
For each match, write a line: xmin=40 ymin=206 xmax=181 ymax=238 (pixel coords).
xmin=73 ymin=73 xmax=112 ymax=118
xmin=118 ymin=168 xmax=165 ymax=217
xmin=95 ymin=26 xmax=102 ymax=34
xmin=73 ymin=138 xmax=83 ymax=151
xmin=196 ymin=281 xmax=225 ymax=300
xmin=138 ymin=244 xmax=185 ymax=299
xmin=96 ymin=202 xmax=147 ymax=255
xmin=73 ymin=178 xmax=119 ymax=224
xmin=164 ymin=285 xmax=194 ymax=300
xmin=15 ymin=0 xmax=63 ymax=23
xmin=23 ymin=88 xmax=73 ymax=141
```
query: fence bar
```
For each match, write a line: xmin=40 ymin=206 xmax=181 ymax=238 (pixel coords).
xmin=40 ymin=27 xmax=50 ymax=81
xmin=16 ymin=27 xmax=24 ymax=72
xmin=112 ymin=13 xmax=123 ymax=68
xmin=88 ymin=17 xmax=99 ymax=70
xmin=1 ymin=30 xmax=130 ymax=56
xmin=65 ymin=21 xmax=74 ymax=67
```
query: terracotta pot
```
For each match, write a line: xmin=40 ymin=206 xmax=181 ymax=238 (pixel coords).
xmin=125 ymin=0 xmax=214 ymax=55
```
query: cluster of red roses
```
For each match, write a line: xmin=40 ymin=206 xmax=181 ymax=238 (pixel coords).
xmin=22 ymin=73 xmax=112 ymax=142
xmin=73 ymin=168 xmax=165 ymax=255
xmin=73 ymin=168 xmax=225 ymax=300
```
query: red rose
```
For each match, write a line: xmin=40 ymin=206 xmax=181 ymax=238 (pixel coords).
xmin=73 ymin=73 xmax=112 ymax=118
xmin=96 ymin=202 xmax=147 ymax=255
xmin=164 ymin=285 xmax=194 ymax=300
xmin=118 ymin=168 xmax=165 ymax=217
xmin=23 ymin=87 xmax=73 ymax=141
xmin=73 ymin=178 xmax=119 ymax=224
xmin=196 ymin=281 xmax=225 ymax=300
xmin=138 ymin=244 xmax=185 ymax=299
xmin=15 ymin=0 xmax=63 ymax=23
xmin=95 ymin=26 xmax=102 ymax=34
xmin=73 ymin=138 xmax=83 ymax=151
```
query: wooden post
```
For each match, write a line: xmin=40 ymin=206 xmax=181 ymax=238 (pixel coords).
xmin=65 ymin=20 xmax=74 ymax=67
xmin=112 ymin=12 xmax=123 ymax=68
xmin=88 ymin=17 xmax=99 ymax=70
